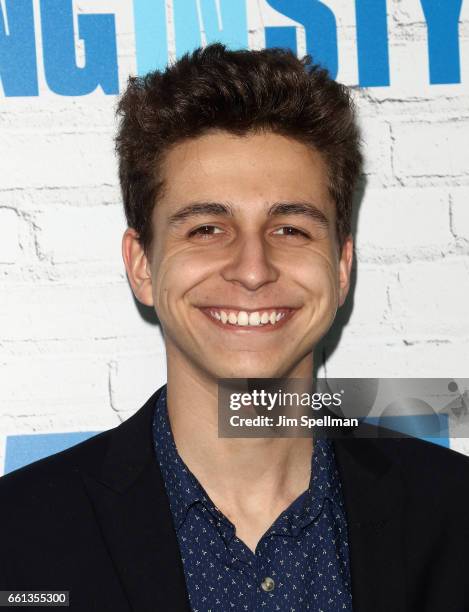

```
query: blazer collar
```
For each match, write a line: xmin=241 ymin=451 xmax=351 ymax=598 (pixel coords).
xmin=81 ymin=386 xmax=406 ymax=612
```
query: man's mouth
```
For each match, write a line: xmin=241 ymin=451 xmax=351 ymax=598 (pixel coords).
xmin=198 ymin=306 xmax=297 ymax=330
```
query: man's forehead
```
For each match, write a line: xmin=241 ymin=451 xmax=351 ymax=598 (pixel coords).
xmin=156 ymin=131 xmax=334 ymax=216
xmin=160 ymin=131 xmax=327 ymax=182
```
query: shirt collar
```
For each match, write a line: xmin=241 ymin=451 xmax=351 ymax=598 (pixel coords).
xmin=152 ymin=384 xmax=346 ymax=536
xmin=295 ymin=433 xmax=347 ymax=529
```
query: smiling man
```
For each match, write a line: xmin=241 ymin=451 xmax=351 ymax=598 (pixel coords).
xmin=118 ymin=47 xmax=356 ymax=609
xmin=1 ymin=44 xmax=469 ymax=612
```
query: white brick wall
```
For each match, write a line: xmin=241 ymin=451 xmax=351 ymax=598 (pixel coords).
xmin=0 ymin=208 xmax=21 ymax=263
xmin=392 ymin=120 xmax=469 ymax=181
xmin=1 ymin=0 xmax=469 ymax=472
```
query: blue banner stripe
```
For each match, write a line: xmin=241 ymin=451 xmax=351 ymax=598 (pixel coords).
xmin=4 ymin=431 xmax=100 ymax=475
xmin=133 ymin=0 xmax=168 ymax=74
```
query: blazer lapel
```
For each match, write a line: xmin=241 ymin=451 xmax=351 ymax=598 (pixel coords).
xmin=81 ymin=387 xmax=191 ymax=612
xmin=333 ymin=430 xmax=407 ymax=612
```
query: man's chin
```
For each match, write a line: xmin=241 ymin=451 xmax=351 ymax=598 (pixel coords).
xmin=200 ymin=359 xmax=291 ymax=382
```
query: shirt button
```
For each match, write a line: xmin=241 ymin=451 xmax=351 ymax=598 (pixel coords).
xmin=261 ymin=577 xmax=275 ymax=592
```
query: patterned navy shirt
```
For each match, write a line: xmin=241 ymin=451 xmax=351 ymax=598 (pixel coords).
xmin=152 ymin=385 xmax=353 ymax=611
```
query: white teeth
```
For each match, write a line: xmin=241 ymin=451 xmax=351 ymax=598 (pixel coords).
xmin=209 ymin=309 xmax=289 ymax=327
xmin=249 ymin=312 xmax=260 ymax=326
xmin=237 ymin=311 xmax=249 ymax=326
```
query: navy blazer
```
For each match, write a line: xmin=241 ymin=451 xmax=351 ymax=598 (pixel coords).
xmin=1 ymin=384 xmax=469 ymax=611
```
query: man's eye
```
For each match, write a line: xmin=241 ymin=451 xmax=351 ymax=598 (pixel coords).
xmin=188 ymin=225 xmax=223 ymax=238
xmin=273 ymin=226 xmax=309 ymax=238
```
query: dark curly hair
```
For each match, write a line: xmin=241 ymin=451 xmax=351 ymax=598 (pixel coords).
xmin=115 ymin=43 xmax=362 ymax=255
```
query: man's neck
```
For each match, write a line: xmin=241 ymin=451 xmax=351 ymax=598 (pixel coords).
xmin=165 ymin=357 xmax=314 ymax=549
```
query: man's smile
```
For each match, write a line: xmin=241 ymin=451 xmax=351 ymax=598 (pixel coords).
xmin=198 ymin=306 xmax=299 ymax=331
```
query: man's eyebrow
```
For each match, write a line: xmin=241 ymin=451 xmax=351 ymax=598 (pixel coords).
xmin=167 ymin=200 xmax=330 ymax=227
xmin=267 ymin=201 xmax=330 ymax=228
xmin=167 ymin=202 xmax=234 ymax=226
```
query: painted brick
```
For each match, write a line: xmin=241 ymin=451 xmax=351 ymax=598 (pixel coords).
xmin=325 ymin=337 xmax=469 ymax=378
xmin=358 ymin=118 xmax=394 ymax=187
xmin=390 ymin=259 xmax=469 ymax=337
xmin=35 ymin=205 xmax=125 ymax=263
xmin=109 ymin=352 xmax=168 ymax=413
xmin=0 ymin=283 xmax=161 ymax=342
xmin=0 ymin=208 xmax=21 ymax=263
xmin=335 ymin=266 xmax=394 ymax=334
xmin=0 ymin=356 xmax=109 ymax=416
xmin=355 ymin=187 xmax=452 ymax=255
xmin=450 ymin=189 xmax=469 ymax=241
xmin=0 ymin=131 xmax=117 ymax=189
xmin=392 ymin=121 xmax=469 ymax=180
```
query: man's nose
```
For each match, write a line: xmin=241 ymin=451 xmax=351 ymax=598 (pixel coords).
xmin=220 ymin=233 xmax=279 ymax=291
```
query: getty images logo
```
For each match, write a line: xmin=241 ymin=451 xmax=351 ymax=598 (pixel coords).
xmin=228 ymin=389 xmax=344 ymax=412
xmin=0 ymin=0 xmax=464 ymax=97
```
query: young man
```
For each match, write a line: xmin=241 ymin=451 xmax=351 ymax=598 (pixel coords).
xmin=1 ymin=44 xmax=469 ymax=612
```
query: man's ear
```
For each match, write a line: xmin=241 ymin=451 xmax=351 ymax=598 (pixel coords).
xmin=122 ymin=228 xmax=154 ymax=306
xmin=338 ymin=234 xmax=354 ymax=307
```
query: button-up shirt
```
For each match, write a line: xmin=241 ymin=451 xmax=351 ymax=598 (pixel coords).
xmin=152 ymin=385 xmax=353 ymax=611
